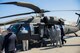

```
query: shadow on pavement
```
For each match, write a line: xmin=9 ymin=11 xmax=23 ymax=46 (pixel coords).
xmin=40 ymin=44 xmax=80 ymax=50
xmin=64 ymin=44 xmax=80 ymax=47
xmin=40 ymin=45 xmax=60 ymax=50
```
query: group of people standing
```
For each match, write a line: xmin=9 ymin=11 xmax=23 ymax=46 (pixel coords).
xmin=44 ymin=20 xmax=66 ymax=47
xmin=0 ymin=18 xmax=66 ymax=53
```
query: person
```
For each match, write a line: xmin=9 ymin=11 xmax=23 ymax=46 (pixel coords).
xmin=47 ymin=24 xmax=59 ymax=46
xmin=55 ymin=25 xmax=62 ymax=47
xmin=19 ymin=26 xmax=30 ymax=51
xmin=1 ymin=28 xmax=17 ymax=53
xmin=47 ymin=23 xmax=62 ymax=47
xmin=59 ymin=19 xmax=66 ymax=44
xmin=0 ymin=29 xmax=4 ymax=53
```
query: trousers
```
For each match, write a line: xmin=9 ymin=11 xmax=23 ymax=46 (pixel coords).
xmin=5 ymin=50 xmax=16 ymax=53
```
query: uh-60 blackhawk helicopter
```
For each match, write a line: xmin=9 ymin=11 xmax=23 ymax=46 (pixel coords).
xmin=0 ymin=1 xmax=80 ymax=50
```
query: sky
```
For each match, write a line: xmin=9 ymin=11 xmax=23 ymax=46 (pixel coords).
xmin=0 ymin=0 xmax=80 ymax=25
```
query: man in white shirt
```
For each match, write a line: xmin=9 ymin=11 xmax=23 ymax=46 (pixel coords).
xmin=47 ymin=24 xmax=62 ymax=47
xmin=55 ymin=25 xmax=62 ymax=47
xmin=20 ymin=27 xmax=29 ymax=51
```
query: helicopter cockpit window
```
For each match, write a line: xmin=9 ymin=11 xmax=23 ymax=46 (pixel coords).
xmin=20 ymin=25 xmax=30 ymax=34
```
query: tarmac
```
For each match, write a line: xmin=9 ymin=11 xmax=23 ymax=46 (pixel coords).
xmin=17 ymin=31 xmax=80 ymax=53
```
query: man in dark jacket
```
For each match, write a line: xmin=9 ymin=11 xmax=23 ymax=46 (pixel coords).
xmin=59 ymin=19 xmax=66 ymax=44
xmin=1 ymin=28 xmax=17 ymax=53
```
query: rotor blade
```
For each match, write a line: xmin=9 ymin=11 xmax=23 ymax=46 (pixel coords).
xmin=0 ymin=12 xmax=35 ymax=19
xmin=40 ymin=9 xmax=50 ymax=13
xmin=0 ymin=10 xmax=50 ymax=19
xmin=50 ymin=10 xmax=80 ymax=12
xmin=0 ymin=19 xmax=23 ymax=26
xmin=0 ymin=2 xmax=41 ymax=13
xmin=0 ymin=16 xmax=34 ymax=26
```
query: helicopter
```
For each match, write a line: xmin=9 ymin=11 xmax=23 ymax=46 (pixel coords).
xmin=0 ymin=1 xmax=80 ymax=50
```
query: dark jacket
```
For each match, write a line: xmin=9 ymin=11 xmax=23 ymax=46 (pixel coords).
xmin=0 ymin=35 xmax=4 ymax=50
xmin=2 ymin=32 xmax=16 ymax=51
